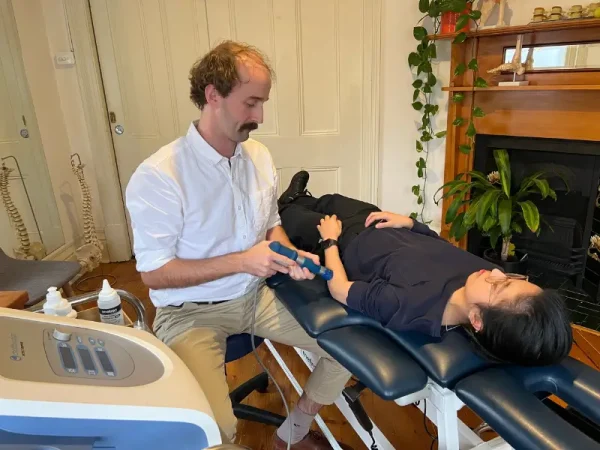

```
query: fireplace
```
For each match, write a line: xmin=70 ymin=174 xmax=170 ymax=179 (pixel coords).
xmin=466 ymin=135 xmax=600 ymax=330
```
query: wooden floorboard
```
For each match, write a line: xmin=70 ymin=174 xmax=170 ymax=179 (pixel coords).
xmin=72 ymin=261 xmax=600 ymax=449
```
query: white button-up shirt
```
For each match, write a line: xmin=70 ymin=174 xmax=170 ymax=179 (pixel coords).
xmin=125 ymin=121 xmax=281 ymax=307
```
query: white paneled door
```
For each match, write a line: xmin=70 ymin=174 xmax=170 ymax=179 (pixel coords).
xmin=91 ymin=0 xmax=380 ymax=209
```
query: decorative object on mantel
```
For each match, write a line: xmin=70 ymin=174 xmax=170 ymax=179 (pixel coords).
xmin=409 ymin=0 xmax=485 ymax=223
xmin=71 ymin=153 xmax=103 ymax=274
xmin=488 ymin=34 xmax=531 ymax=86
xmin=0 ymin=157 xmax=46 ymax=260
xmin=434 ymin=149 xmax=561 ymax=274
xmin=588 ymin=234 xmax=600 ymax=263
xmin=478 ymin=0 xmax=507 ymax=28
xmin=531 ymin=3 xmax=600 ymax=22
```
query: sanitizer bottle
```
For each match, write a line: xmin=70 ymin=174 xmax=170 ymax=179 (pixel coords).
xmin=97 ymin=279 xmax=125 ymax=325
xmin=43 ymin=287 xmax=78 ymax=318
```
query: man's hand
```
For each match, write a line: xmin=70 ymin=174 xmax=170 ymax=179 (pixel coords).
xmin=365 ymin=211 xmax=414 ymax=230
xmin=288 ymin=250 xmax=320 ymax=281
xmin=317 ymin=215 xmax=342 ymax=240
xmin=241 ymin=241 xmax=295 ymax=278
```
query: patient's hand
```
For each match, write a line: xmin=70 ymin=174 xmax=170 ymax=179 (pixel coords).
xmin=317 ymin=215 xmax=342 ymax=240
xmin=365 ymin=211 xmax=414 ymax=230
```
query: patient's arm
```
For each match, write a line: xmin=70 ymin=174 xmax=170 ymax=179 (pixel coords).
xmin=323 ymin=245 xmax=354 ymax=304
xmin=364 ymin=211 xmax=440 ymax=239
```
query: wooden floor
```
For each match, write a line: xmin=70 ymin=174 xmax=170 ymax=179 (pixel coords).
xmin=72 ymin=261 xmax=600 ymax=450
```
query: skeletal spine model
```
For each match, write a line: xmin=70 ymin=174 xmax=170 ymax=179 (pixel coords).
xmin=0 ymin=164 xmax=45 ymax=260
xmin=71 ymin=154 xmax=103 ymax=272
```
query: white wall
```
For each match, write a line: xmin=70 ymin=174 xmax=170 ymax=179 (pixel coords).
xmin=378 ymin=0 xmax=574 ymax=232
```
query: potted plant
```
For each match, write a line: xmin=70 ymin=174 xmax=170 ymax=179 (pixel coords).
xmin=434 ymin=149 xmax=560 ymax=273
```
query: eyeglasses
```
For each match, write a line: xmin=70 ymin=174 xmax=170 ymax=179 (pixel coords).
xmin=485 ymin=273 xmax=529 ymax=303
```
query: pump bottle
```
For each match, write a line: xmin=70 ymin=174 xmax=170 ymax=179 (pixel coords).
xmin=97 ymin=279 xmax=125 ymax=325
xmin=43 ymin=287 xmax=78 ymax=318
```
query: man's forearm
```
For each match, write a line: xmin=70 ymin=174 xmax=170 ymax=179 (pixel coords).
xmin=323 ymin=246 xmax=353 ymax=304
xmin=141 ymin=253 xmax=245 ymax=290
xmin=266 ymin=225 xmax=297 ymax=250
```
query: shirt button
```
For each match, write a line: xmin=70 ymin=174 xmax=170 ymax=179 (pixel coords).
xmin=238 ymin=206 xmax=241 ymax=210
xmin=243 ymin=235 xmax=247 ymax=239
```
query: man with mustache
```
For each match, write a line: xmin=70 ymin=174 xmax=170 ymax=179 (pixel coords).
xmin=125 ymin=41 xmax=353 ymax=450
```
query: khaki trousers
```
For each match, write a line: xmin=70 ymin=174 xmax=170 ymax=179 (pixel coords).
xmin=152 ymin=282 xmax=352 ymax=443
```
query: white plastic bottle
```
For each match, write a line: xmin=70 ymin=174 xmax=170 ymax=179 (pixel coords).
xmin=97 ymin=279 xmax=125 ymax=326
xmin=43 ymin=287 xmax=78 ymax=319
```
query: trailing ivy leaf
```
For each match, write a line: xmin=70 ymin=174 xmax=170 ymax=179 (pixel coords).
xmin=421 ymin=132 xmax=433 ymax=142
xmin=473 ymin=106 xmax=486 ymax=118
xmin=474 ymin=77 xmax=488 ymax=88
xmin=453 ymin=32 xmax=467 ymax=44
xmin=419 ymin=61 xmax=433 ymax=73
xmin=467 ymin=58 xmax=479 ymax=70
xmin=418 ymin=168 xmax=424 ymax=178
xmin=416 ymin=140 xmax=424 ymax=152
xmin=433 ymin=105 xmax=440 ymax=115
xmin=412 ymin=185 xmax=421 ymax=195
xmin=453 ymin=117 xmax=466 ymax=126
xmin=417 ymin=157 xmax=427 ymax=169
xmin=410 ymin=212 xmax=418 ymax=220
xmin=414 ymin=89 xmax=420 ymax=101
xmin=408 ymin=52 xmax=421 ymax=67
xmin=454 ymin=63 xmax=467 ymax=77
xmin=436 ymin=130 xmax=447 ymax=138
xmin=452 ymin=93 xmax=465 ymax=103
xmin=459 ymin=144 xmax=471 ymax=154
xmin=466 ymin=121 xmax=476 ymax=137
xmin=469 ymin=10 xmax=482 ymax=20
xmin=419 ymin=0 xmax=430 ymax=13
xmin=448 ymin=0 xmax=468 ymax=13
xmin=412 ymin=101 xmax=424 ymax=111
xmin=428 ymin=43 xmax=437 ymax=59
xmin=424 ymin=104 xmax=436 ymax=114
xmin=414 ymin=26 xmax=428 ymax=41
xmin=412 ymin=79 xmax=423 ymax=88
xmin=423 ymin=84 xmax=432 ymax=94
xmin=455 ymin=14 xmax=470 ymax=32
xmin=428 ymin=73 xmax=437 ymax=86
xmin=417 ymin=195 xmax=424 ymax=205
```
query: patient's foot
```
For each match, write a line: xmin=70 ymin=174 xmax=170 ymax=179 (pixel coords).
xmin=278 ymin=170 xmax=310 ymax=205
xmin=272 ymin=430 xmax=354 ymax=450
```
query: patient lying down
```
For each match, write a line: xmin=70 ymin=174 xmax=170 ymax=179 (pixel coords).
xmin=277 ymin=171 xmax=573 ymax=367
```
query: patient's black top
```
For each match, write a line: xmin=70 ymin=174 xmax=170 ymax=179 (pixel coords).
xmin=343 ymin=222 xmax=498 ymax=337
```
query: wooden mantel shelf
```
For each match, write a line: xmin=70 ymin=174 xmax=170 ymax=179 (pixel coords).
xmin=442 ymin=85 xmax=600 ymax=92
xmin=428 ymin=17 xmax=600 ymax=40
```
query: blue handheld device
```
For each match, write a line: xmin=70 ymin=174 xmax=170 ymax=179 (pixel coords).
xmin=269 ymin=241 xmax=333 ymax=281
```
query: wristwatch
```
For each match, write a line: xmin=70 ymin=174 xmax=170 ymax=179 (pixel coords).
xmin=321 ymin=239 xmax=339 ymax=250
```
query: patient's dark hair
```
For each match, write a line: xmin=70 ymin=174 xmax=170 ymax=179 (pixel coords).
xmin=465 ymin=289 xmax=573 ymax=366
xmin=189 ymin=40 xmax=274 ymax=110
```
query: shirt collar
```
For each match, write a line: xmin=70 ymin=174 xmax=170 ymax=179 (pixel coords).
xmin=186 ymin=121 xmax=248 ymax=165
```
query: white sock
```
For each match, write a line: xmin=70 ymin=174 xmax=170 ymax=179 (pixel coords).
xmin=276 ymin=406 xmax=315 ymax=444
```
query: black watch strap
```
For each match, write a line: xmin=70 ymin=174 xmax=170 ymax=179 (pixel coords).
xmin=321 ymin=239 xmax=339 ymax=250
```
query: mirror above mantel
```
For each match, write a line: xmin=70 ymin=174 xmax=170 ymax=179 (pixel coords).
xmin=503 ymin=41 xmax=600 ymax=71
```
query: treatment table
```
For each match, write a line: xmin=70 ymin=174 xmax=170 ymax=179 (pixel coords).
xmin=264 ymin=274 xmax=600 ymax=450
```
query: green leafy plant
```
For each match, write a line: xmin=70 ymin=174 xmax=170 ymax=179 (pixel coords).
xmin=409 ymin=0 xmax=486 ymax=223
xmin=434 ymin=149 xmax=559 ymax=262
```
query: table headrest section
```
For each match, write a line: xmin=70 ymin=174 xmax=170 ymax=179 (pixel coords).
xmin=386 ymin=329 xmax=495 ymax=389
xmin=316 ymin=326 xmax=428 ymax=400
xmin=506 ymin=356 xmax=600 ymax=426
xmin=455 ymin=367 xmax=600 ymax=450
xmin=266 ymin=275 xmax=380 ymax=337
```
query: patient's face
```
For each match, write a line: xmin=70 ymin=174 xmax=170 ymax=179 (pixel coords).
xmin=216 ymin=60 xmax=271 ymax=143
xmin=465 ymin=269 xmax=542 ymax=308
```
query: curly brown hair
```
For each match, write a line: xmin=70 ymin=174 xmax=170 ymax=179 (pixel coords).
xmin=189 ymin=40 xmax=274 ymax=110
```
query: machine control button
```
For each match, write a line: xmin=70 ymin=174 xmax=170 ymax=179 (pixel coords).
xmin=52 ymin=329 xmax=72 ymax=342
xmin=97 ymin=339 xmax=105 ymax=347
xmin=88 ymin=337 xmax=96 ymax=345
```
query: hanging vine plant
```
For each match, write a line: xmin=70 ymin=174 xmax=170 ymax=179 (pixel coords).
xmin=408 ymin=0 xmax=487 ymax=223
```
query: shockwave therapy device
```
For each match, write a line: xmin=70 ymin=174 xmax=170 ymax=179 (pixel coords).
xmin=0 ymin=307 xmax=222 ymax=450
xmin=269 ymin=241 xmax=333 ymax=280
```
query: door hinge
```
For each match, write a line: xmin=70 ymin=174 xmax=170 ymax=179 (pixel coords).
xmin=109 ymin=111 xmax=117 ymax=123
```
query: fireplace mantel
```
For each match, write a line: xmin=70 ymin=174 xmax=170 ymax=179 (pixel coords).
xmin=441 ymin=22 xmax=600 ymax=246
